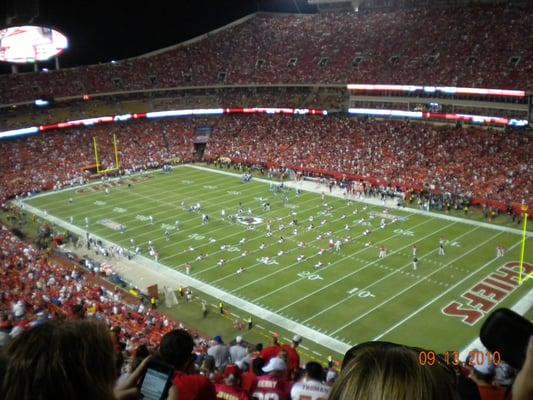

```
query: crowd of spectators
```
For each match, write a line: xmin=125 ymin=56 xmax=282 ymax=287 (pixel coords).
xmin=0 ymin=5 xmax=532 ymax=104
xmin=0 ymin=119 xmax=196 ymax=205
xmin=1 ymin=114 xmax=531 ymax=213
xmin=204 ymin=115 xmax=533 ymax=211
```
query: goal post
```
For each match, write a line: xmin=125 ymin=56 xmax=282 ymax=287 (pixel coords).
xmin=92 ymin=134 xmax=120 ymax=174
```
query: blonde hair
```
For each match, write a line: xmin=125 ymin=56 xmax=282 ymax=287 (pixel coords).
xmin=329 ymin=342 xmax=460 ymax=400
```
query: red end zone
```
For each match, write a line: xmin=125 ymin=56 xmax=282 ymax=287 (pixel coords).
xmin=442 ymin=262 xmax=533 ymax=325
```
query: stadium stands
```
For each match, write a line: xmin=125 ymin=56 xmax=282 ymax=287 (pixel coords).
xmin=204 ymin=115 xmax=533 ymax=210
xmin=1 ymin=115 xmax=531 ymax=214
xmin=0 ymin=6 xmax=532 ymax=104
xmin=0 ymin=119 xmax=196 ymax=205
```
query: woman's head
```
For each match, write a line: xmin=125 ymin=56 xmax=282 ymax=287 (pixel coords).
xmin=329 ymin=341 xmax=460 ymax=400
xmin=1 ymin=320 xmax=116 ymax=400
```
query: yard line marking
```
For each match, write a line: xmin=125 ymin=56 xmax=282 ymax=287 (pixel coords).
xmin=373 ymin=238 xmax=523 ymax=341
xmin=273 ymin=221 xmax=457 ymax=312
xmin=326 ymin=226 xmax=487 ymax=332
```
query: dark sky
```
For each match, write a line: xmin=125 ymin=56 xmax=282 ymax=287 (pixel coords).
xmin=0 ymin=0 xmax=317 ymax=74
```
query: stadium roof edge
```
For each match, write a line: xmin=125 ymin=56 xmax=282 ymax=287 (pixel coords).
xmin=136 ymin=13 xmax=259 ymax=59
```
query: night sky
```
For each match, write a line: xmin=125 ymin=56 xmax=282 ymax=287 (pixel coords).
xmin=0 ymin=0 xmax=317 ymax=74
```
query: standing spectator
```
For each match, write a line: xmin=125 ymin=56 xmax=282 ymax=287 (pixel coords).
xmin=159 ymin=329 xmax=217 ymax=400
xmin=281 ymin=334 xmax=302 ymax=378
xmin=261 ymin=333 xmax=282 ymax=363
xmin=207 ymin=335 xmax=231 ymax=371
xmin=290 ymin=361 xmax=331 ymax=400
xmin=230 ymin=335 xmax=249 ymax=364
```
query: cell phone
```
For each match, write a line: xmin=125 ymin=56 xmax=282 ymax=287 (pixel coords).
xmin=138 ymin=358 xmax=174 ymax=400
xmin=480 ymin=308 xmax=533 ymax=370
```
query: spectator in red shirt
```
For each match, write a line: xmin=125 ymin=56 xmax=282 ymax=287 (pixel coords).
xmin=260 ymin=332 xmax=282 ymax=363
xmin=215 ymin=364 xmax=250 ymax=400
xmin=241 ymin=357 xmax=264 ymax=396
xmin=280 ymin=334 xmax=302 ymax=379
xmin=159 ymin=329 xmax=217 ymax=400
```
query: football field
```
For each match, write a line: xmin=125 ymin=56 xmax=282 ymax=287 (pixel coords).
xmin=21 ymin=165 xmax=533 ymax=357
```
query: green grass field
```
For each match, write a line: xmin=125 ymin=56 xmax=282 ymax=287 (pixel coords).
xmin=21 ymin=165 xmax=532 ymax=358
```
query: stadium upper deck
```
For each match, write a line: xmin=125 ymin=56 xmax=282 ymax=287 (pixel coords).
xmin=0 ymin=5 xmax=532 ymax=104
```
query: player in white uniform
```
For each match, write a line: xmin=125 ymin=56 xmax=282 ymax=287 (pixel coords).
xmin=221 ymin=209 xmax=226 ymax=220
xmin=379 ymin=246 xmax=387 ymax=258
xmin=412 ymin=257 xmax=418 ymax=271
xmin=290 ymin=362 xmax=331 ymax=400
xmin=149 ymin=215 xmax=154 ymax=224
xmin=412 ymin=245 xmax=417 ymax=257
xmin=259 ymin=243 xmax=266 ymax=250
xmin=438 ymin=239 xmax=446 ymax=256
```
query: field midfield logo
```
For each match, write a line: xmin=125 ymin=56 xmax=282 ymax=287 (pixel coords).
xmin=94 ymin=200 xmax=107 ymax=206
xmin=442 ymin=261 xmax=533 ymax=326
xmin=236 ymin=215 xmax=264 ymax=226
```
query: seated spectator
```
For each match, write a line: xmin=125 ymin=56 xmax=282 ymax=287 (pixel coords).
xmin=290 ymin=361 xmax=331 ymax=400
xmin=252 ymin=357 xmax=291 ymax=400
xmin=329 ymin=341 xmax=463 ymax=400
xmin=158 ymin=328 xmax=217 ymax=400
xmin=469 ymin=357 xmax=508 ymax=400
xmin=0 ymin=320 xmax=151 ymax=400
